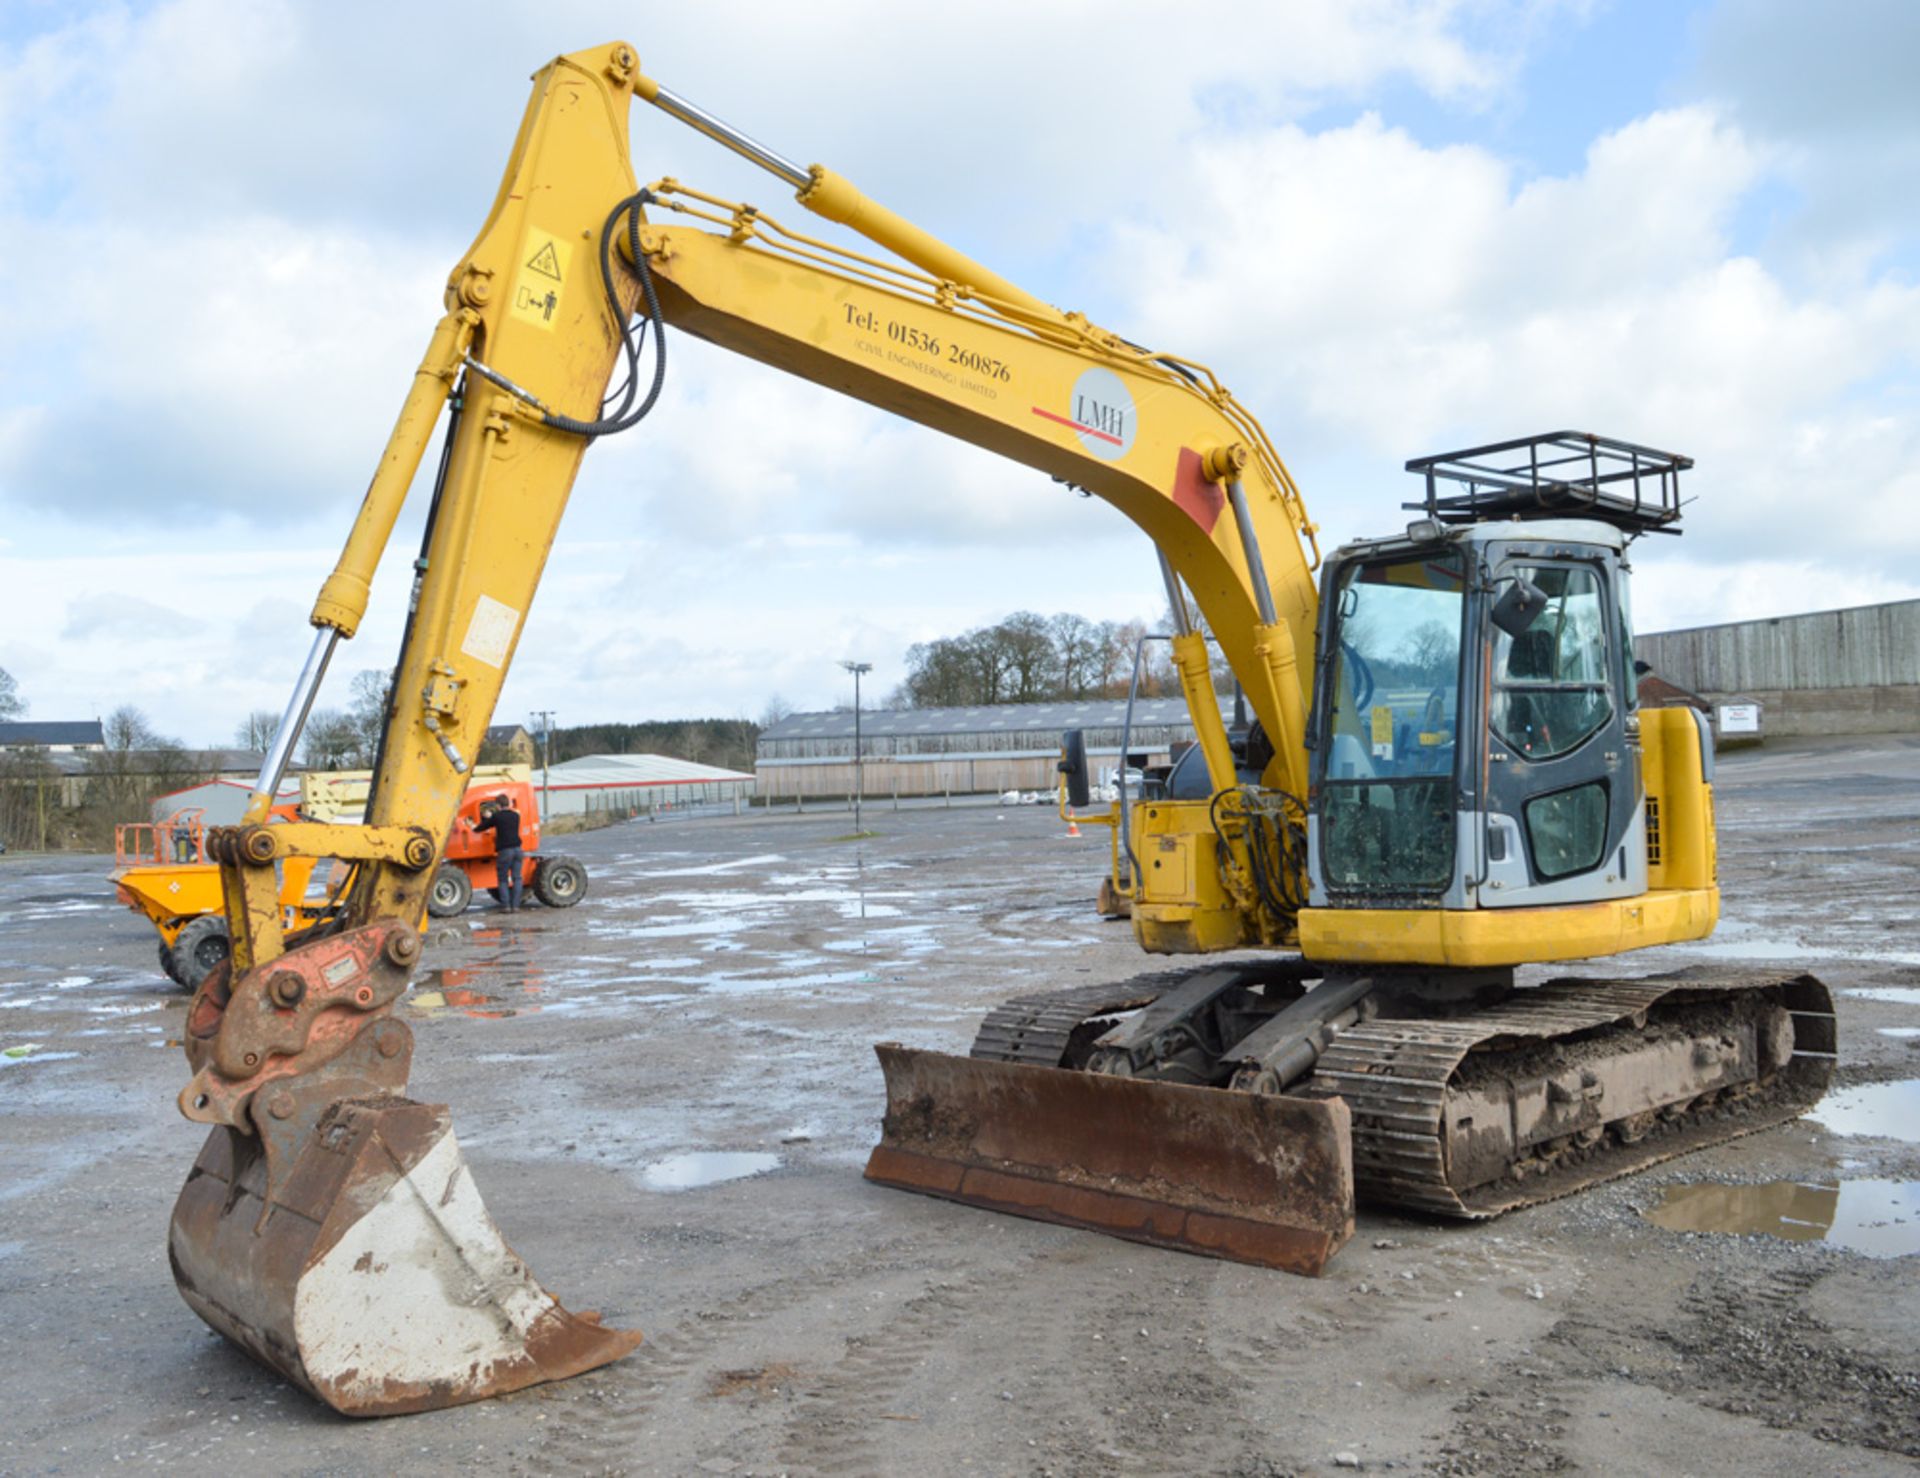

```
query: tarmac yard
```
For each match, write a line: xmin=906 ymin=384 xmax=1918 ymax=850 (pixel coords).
xmin=3 ymin=737 xmax=1919 ymax=1475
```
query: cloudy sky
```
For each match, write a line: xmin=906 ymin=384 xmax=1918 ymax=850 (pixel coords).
xmin=1 ymin=0 xmax=1915 ymax=745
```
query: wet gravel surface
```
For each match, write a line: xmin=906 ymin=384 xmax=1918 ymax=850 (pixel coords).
xmin=1 ymin=737 xmax=1917 ymax=1474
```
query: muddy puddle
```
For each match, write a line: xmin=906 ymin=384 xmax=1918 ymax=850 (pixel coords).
xmin=1811 ymin=1079 xmax=1920 ymax=1143
xmin=639 ymin=1151 xmax=780 ymax=1191
xmin=408 ymin=967 xmax=542 ymax=1020
xmin=1847 ymin=987 xmax=1920 ymax=1007
xmin=1694 ymin=919 xmax=1920 ymax=968
xmin=1643 ymin=1178 xmax=1920 ymax=1257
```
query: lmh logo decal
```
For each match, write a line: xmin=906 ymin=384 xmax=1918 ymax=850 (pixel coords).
xmin=1031 ymin=367 xmax=1136 ymax=461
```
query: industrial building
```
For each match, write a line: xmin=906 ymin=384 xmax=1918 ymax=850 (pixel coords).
xmin=536 ymin=753 xmax=755 ymax=817
xmin=755 ymin=697 xmax=1231 ymax=800
xmin=0 ymin=720 xmax=105 ymax=753
xmin=147 ymin=776 xmax=300 ymax=827
xmin=1636 ymin=596 xmax=1920 ymax=738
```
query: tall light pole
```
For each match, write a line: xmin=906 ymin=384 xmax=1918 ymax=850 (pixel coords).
xmin=529 ymin=709 xmax=555 ymax=818
xmin=840 ymin=661 xmax=871 ymax=833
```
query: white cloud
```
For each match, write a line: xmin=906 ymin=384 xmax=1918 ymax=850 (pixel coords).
xmin=1105 ymin=105 xmax=1920 ymax=584
xmin=0 ymin=213 xmax=444 ymax=518
xmin=2 ymin=0 xmax=1917 ymax=741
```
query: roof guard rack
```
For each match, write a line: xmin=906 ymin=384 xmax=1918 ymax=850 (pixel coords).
xmin=1405 ymin=431 xmax=1690 ymax=535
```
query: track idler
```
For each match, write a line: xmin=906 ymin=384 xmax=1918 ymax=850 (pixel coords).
xmin=170 ymin=921 xmax=639 ymax=1416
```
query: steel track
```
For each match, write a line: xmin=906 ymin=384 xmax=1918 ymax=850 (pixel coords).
xmin=965 ymin=965 xmax=1837 ymax=1220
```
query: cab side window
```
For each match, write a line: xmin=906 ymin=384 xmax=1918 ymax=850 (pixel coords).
xmin=1489 ymin=564 xmax=1612 ymax=761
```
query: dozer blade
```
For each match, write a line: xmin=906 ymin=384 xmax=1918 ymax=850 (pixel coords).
xmin=865 ymin=1043 xmax=1354 ymax=1275
xmin=169 ymin=1097 xmax=640 ymax=1417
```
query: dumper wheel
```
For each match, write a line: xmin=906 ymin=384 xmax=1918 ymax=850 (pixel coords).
xmin=173 ymin=915 xmax=230 ymax=991
xmin=426 ymin=863 xmax=473 ymax=918
xmin=531 ymin=855 xmax=587 ymax=908
xmin=157 ymin=935 xmax=186 ymax=989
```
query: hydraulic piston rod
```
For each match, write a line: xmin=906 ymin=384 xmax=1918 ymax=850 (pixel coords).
xmin=244 ymin=626 xmax=338 ymax=824
xmin=633 ymin=72 xmax=1061 ymax=323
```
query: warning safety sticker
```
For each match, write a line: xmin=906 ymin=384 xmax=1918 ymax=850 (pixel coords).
xmin=509 ymin=228 xmax=572 ymax=331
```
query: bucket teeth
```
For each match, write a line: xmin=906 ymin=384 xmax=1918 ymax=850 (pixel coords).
xmin=865 ymin=1043 xmax=1354 ymax=1276
xmin=169 ymin=1098 xmax=640 ymax=1417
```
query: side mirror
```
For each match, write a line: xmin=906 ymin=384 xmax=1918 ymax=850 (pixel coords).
xmin=1491 ymin=576 xmax=1549 ymax=639
xmin=1057 ymin=729 xmax=1090 ymax=809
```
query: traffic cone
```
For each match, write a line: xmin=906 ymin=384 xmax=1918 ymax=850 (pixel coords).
xmin=1064 ymin=816 xmax=1082 ymax=838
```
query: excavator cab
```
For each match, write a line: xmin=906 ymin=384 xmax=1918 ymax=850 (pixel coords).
xmin=1295 ymin=434 xmax=1722 ymax=968
xmin=1309 ymin=522 xmax=1643 ymax=914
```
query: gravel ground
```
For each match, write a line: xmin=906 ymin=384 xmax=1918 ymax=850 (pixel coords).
xmin=2 ymin=736 xmax=1917 ymax=1475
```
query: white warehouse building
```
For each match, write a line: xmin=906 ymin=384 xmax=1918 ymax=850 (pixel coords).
xmin=534 ymin=753 xmax=756 ymax=817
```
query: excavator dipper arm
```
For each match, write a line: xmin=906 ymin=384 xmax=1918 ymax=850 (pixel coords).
xmin=172 ymin=43 xmax=655 ymax=1417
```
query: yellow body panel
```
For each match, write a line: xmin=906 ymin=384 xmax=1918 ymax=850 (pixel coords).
xmin=640 ymin=217 xmax=1320 ymax=784
xmin=1129 ymin=799 xmax=1256 ymax=954
xmin=114 ymin=858 xmax=324 ymax=946
xmin=1298 ymin=886 xmax=1719 ymax=968
xmin=1640 ymin=707 xmax=1717 ymax=892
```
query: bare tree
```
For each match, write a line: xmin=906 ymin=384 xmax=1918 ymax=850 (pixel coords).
xmin=348 ymin=668 xmax=394 ymax=763
xmin=234 ymin=709 xmax=281 ymax=751
xmin=102 ymin=704 xmax=164 ymax=753
xmin=0 ymin=666 xmax=24 ymax=721
xmin=0 ymin=747 xmax=57 ymax=850
xmin=76 ymin=706 xmax=196 ymax=846
xmin=759 ymin=693 xmax=795 ymax=727
xmin=897 ymin=635 xmax=979 ymax=708
xmin=1397 ymin=621 xmax=1457 ymax=684
xmin=301 ymin=709 xmax=363 ymax=770
xmin=1050 ymin=614 xmax=1112 ymax=699
xmin=996 ymin=612 xmax=1058 ymax=702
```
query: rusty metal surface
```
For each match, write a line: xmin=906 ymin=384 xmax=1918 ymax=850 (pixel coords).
xmin=170 ymin=908 xmax=640 ymax=1416
xmin=178 ymin=920 xmax=415 ymax=1130
xmin=866 ymin=1044 xmax=1353 ymax=1276
xmin=170 ymin=1095 xmax=641 ymax=1417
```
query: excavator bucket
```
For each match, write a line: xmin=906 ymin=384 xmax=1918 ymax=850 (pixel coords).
xmin=865 ymin=1044 xmax=1354 ymax=1275
xmin=169 ymin=1097 xmax=640 ymax=1417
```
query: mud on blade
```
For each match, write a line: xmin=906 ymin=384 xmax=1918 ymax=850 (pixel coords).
xmin=865 ymin=1043 xmax=1354 ymax=1275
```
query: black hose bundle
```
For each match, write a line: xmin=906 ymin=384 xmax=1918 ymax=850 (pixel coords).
xmin=1210 ymin=785 xmax=1309 ymax=929
xmin=541 ymin=191 xmax=667 ymax=438
xmin=464 ymin=189 xmax=668 ymax=440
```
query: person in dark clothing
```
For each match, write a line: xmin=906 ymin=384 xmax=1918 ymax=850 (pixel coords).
xmin=470 ymin=794 xmax=525 ymax=911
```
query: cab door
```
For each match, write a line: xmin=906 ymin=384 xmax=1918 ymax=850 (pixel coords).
xmin=1478 ymin=551 xmax=1642 ymax=905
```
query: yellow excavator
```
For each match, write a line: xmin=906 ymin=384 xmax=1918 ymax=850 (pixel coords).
xmin=170 ymin=42 xmax=1835 ymax=1417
